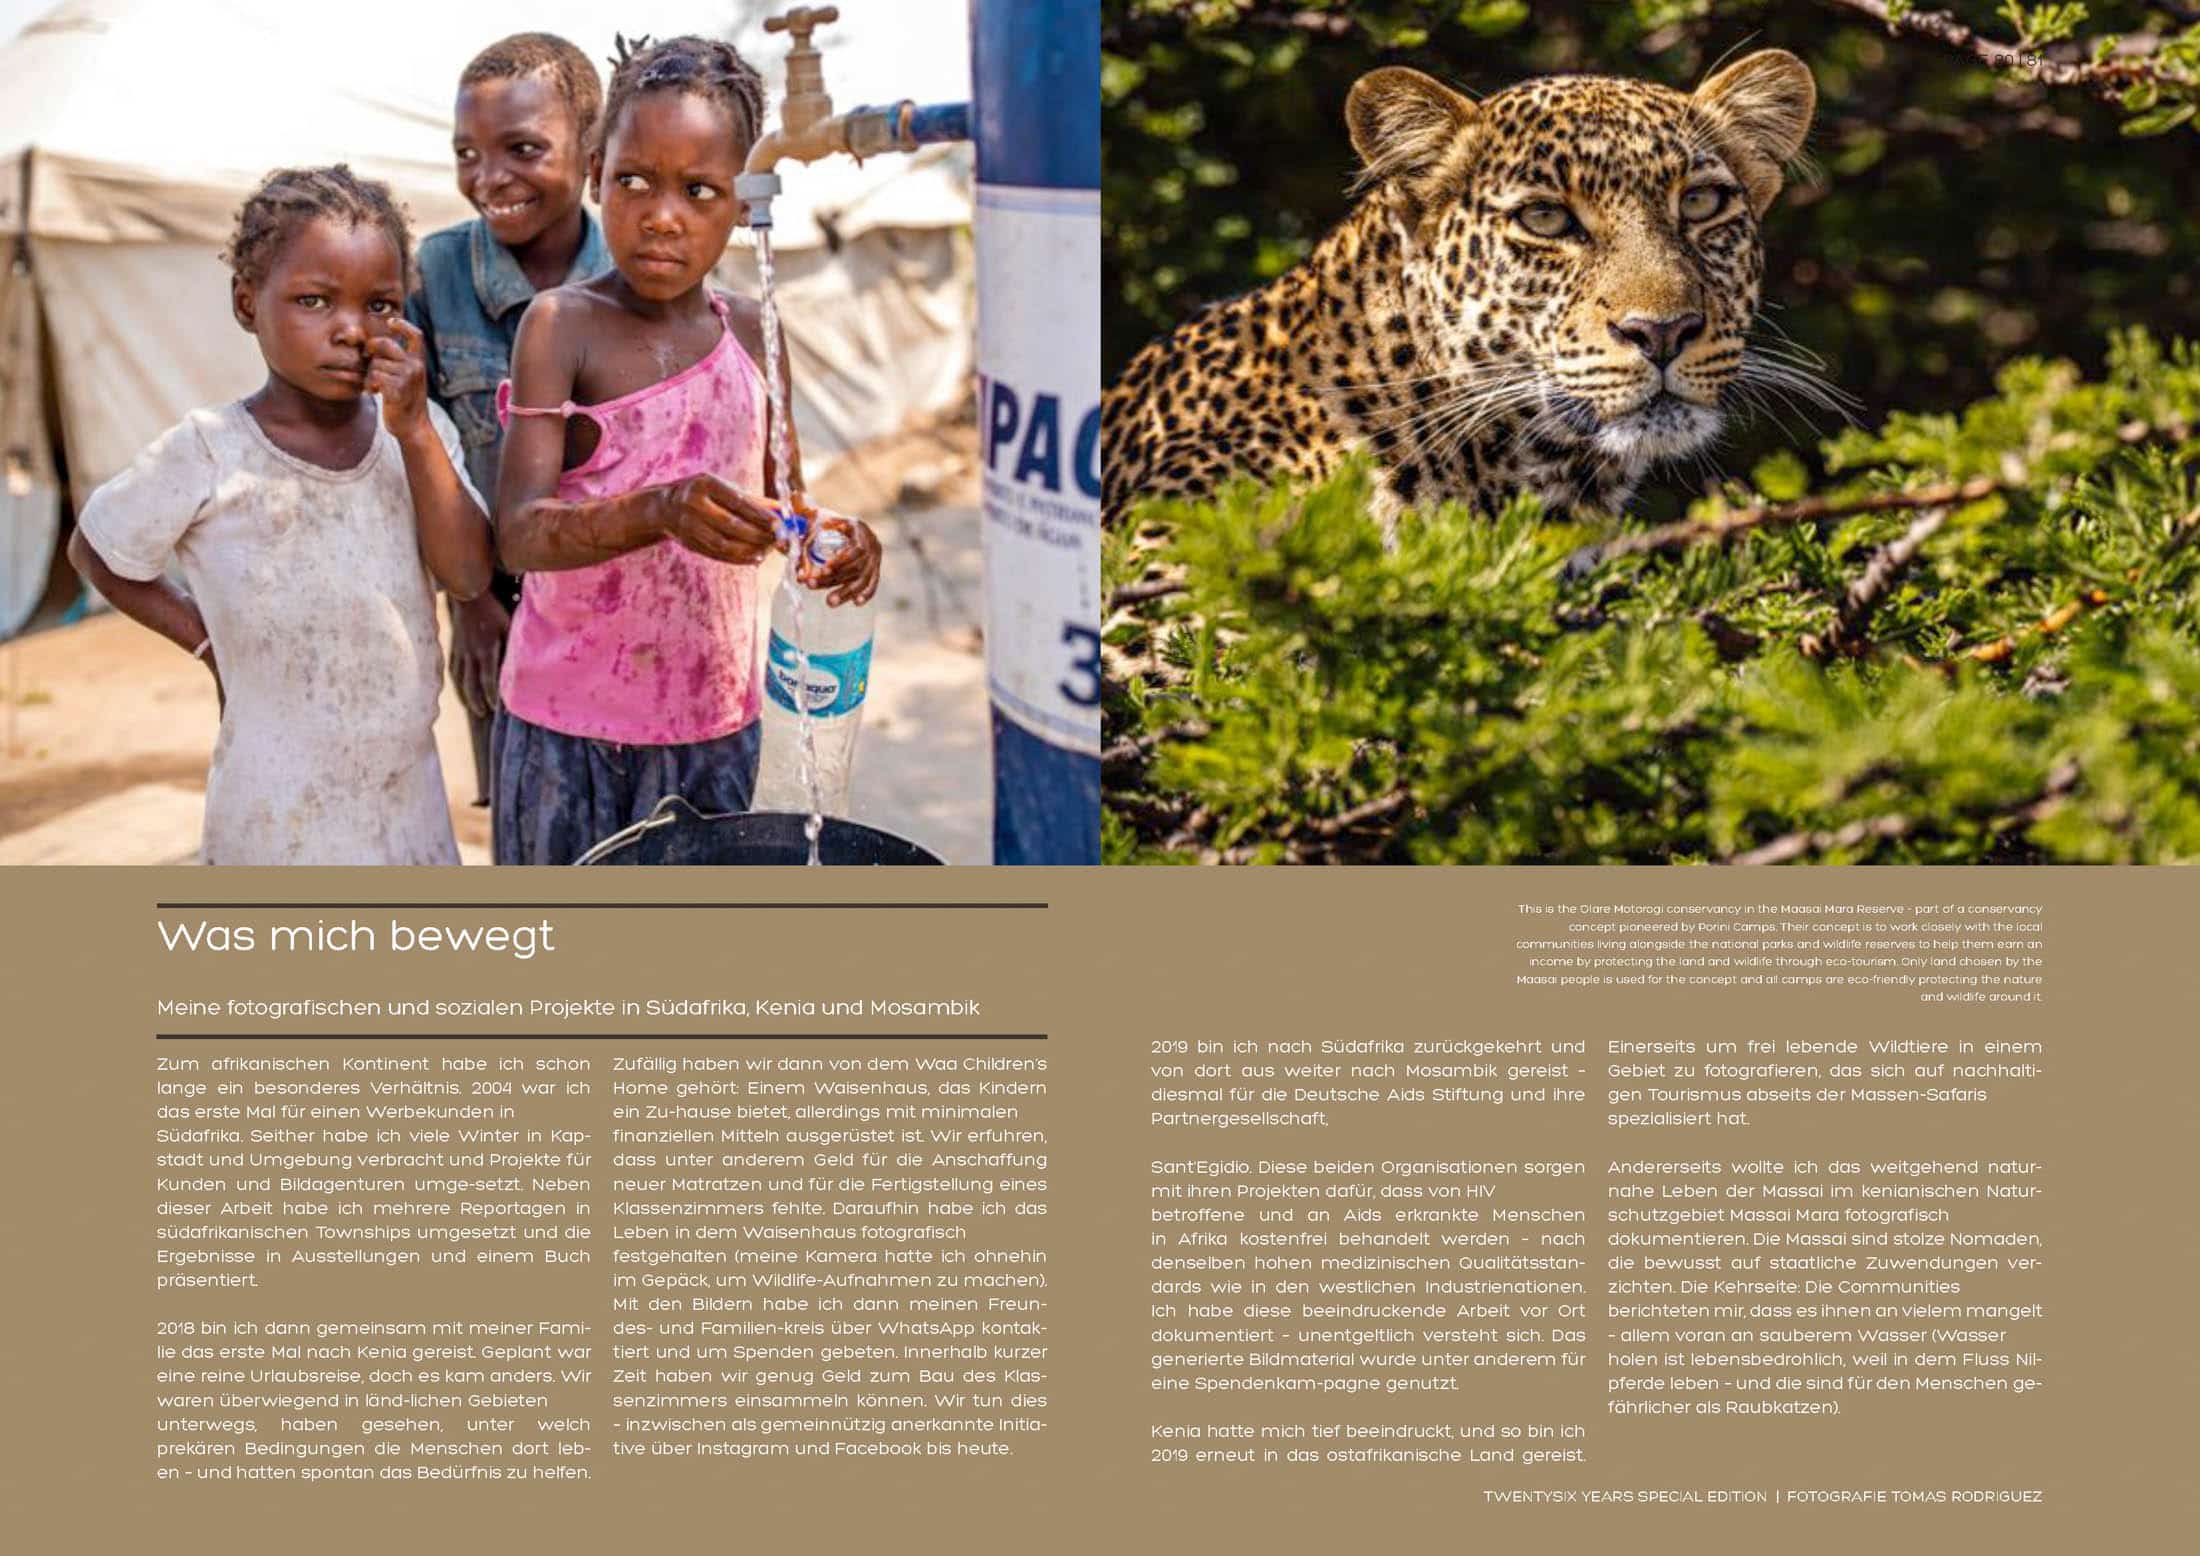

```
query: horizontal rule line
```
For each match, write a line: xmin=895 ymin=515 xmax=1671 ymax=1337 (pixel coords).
xmin=153 ymin=1033 xmax=1049 ymax=1042
xmin=152 ymin=902 xmax=1048 ymax=911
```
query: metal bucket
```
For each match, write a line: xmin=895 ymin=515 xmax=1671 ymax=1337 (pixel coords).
xmin=573 ymin=795 xmax=944 ymax=866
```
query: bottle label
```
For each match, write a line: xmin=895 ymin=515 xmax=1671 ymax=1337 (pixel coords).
xmin=766 ymin=632 xmax=871 ymax=718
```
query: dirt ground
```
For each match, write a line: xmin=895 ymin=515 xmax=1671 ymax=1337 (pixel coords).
xmin=0 ymin=416 xmax=989 ymax=866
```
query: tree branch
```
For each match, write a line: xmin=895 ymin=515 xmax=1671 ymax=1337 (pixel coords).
xmin=1248 ymin=7 xmax=1356 ymax=39
xmin=1570 ymin=476 xmax=2002 ymax=570
xmin=1726 ymin=813 xmax=1913 ymax=866
xmin=1958 ymin=500 xmax=2196 ymax=664
xmin=2162 ymin=502 xmax=2200 ymax=561
xmin=1109 ymin=577 xmax=1189 ymax=609
xmin=1175 ymin=784 xmax=1412 ymax=863
xmin=1102 ymin=720 xmax=1210 ymax=769
xmin=1828 ymin=103 xmax=2087 ymax=148
xmin=1307 ymin=786 xmax=1410 ymax=838
xmin=1814 ymin=0 xmax=2186 ymax=107
xmin=1572 ymin=414 xmax=2188 ymax=574
xmin=1723 ymin=759 xmax=2081 ymax=865
xmin=1103 ymin=4 xmax=1358 ymax=50
xmin=1800 ymin=506 xmax=1949 ymax=660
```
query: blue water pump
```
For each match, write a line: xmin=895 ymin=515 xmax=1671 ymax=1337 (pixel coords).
xmin=970 ymin=0 xmax=1101 ymax=865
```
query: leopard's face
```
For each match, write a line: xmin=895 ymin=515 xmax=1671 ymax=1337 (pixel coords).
xmin=1347 ymin=52 xmax=1815 ymax=490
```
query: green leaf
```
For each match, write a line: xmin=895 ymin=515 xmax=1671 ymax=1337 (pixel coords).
xmin=1456 ymin=0 xmax=1529 ymax=37
xmin=1752 ymin=450 xmax=1811 ymax=501
xmin=2122 ymin=103 xmax=2196 ymax=137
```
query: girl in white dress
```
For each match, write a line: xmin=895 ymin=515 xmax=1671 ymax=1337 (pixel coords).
xmin=70 ymin=166 xmax=493 ymax=865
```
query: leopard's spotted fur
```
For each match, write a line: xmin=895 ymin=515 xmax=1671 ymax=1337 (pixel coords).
xmin=1101 ymin=51 xmax=1818 ymax=528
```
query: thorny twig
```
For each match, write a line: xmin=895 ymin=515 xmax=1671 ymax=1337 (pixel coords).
xmin=1102 ymin=720 xmax=1210 ymax=769
xmin=1800 ymin=505 xmax=1949 ymax=660
xmin=1723 ymin=759 xmax=2082 ymax=865
xmin=1814 ymin=0 xmax=2192 ymax=108
xmin=1182 ymin=786 xmax=1412 ymax=864
xmin=1569 ymin=414 xmax=2187 ymax=573
xmin=1952 ymin=503 xmax=2199 ymax=664
xmin=1569 ymin=477 xmax=2001 ymax=569
xmin=1109 ymin=577 xmax=1189 ymax=609
xmin=1308 ymin=786 xmax=1411 ymax=838
xmin=1103 ymin=5 xmax=1359 ymax=50
xmin=1726 ymin=813 xmax=1913 ymax=866
xmin=1827 ymin=105 xmax=2086 ymax=147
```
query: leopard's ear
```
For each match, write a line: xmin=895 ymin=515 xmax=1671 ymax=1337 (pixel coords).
xmin=1692 ymin=49 xmax=1815 ymax=212
xmin=1346 ymin=68 xmax=1478 ymax=208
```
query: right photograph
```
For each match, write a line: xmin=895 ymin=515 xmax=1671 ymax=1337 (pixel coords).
xmin=1099 ymin=0 xmax=2200 ymax=864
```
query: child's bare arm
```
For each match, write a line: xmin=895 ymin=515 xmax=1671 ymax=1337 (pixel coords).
xmin=66 ymin=530 xmax=223 ymax=701
xmin=495 ymin=294 xmax=779 ymax=572
xmin=368 ymin=318 xmax=493 ymax=601
xmin=492 ymin=295 xmax=663 ymax=570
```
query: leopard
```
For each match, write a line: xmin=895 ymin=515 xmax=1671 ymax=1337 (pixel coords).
xmin=1101 ymin=50 xmax=1821 ymax=531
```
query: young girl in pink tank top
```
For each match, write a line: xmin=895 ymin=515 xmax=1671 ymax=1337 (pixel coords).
xmin=492 ymin=35 xmax=880 ymax=864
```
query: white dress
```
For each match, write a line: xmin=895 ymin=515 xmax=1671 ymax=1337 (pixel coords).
xmin=75 ymin=400 xmax=479 ymax=865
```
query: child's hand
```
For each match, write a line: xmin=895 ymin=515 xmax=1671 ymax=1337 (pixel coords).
xmin=656 ymin=474 xmax=780 ymax=566
xmin=796 ymin=509 xmax=883 ymax=608
xmin=367 ymin=317 xmax=431 ymax=439
xmin=448 ymin=593 xmax=510 ymax=719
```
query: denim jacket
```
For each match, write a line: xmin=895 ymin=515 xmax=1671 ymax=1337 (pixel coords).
xmin=406 ymin=212 xmax=612 ymax=516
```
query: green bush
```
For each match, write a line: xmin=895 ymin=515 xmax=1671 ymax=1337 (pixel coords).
xmin=1102 ymin=331 xmax=2200 ymax=863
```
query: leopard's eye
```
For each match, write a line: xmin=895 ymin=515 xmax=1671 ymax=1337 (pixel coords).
xmin=1680 ymin=184 xmax=1732 ymax=222
xmin=1516 ymin=201 xmax=1579 ymax=239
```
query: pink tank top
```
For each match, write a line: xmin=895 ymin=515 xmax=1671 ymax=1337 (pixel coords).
xmin=496 ymin=291 xmax=765 ymax=745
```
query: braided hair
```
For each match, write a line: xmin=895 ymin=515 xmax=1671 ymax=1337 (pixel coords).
xmin=460 ymin=31 xmax=604 ymax=135
xmin=223 ymin=165 xmax=412 ymax=290
xmin=592 ymin=33 xmax=767 ymax=160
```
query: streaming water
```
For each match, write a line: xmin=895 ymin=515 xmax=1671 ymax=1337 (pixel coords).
xmin=754 ymin=228 xmax=828 ymax=866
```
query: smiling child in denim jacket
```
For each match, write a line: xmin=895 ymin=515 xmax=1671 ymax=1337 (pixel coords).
xmin=407 ymin=33 xmax=611 ymax=806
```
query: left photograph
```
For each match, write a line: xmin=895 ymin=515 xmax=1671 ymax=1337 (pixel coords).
xmin=0 ymin=0 xmax=1100 ymax=865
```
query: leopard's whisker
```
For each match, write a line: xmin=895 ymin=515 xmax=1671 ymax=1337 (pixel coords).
xmin=1319 ymin=367 xmax=1547 ymax=452
xmin=1316 ymin=363 xmax=1538 ymax=394
xmin=1725 ymin=376 xmax=1809 ymax=444
xmin=1407 ymin=378 xmax=1550 ymax=458
xmin=1749 ymin=314 xmax=1828 ymax=364
xmin=1346 ymin=376 xmax=1541 ymax=441
xmin=1738 ymin=353 xmax=1862 ymax=427
xmin=1349 ymin=367 xmax=1543 ymax=430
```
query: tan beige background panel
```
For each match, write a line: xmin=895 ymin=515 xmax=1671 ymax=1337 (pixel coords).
xmin=3 ymin=866 xmax=2194 ymax=1552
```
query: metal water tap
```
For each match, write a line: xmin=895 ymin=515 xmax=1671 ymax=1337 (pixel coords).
xmin=737 ymin=6 xmax=840 ymax=228
xmin=770 ymin=7 xmax=839 ymax=137
xmin=734 ymin=3 xmax=972 ymax=230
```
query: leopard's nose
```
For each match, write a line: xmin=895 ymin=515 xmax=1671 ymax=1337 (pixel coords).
xmin=1609 ymin=311 xmax=1706 ymax=366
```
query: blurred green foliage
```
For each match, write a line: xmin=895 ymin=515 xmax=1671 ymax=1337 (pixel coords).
xmin=1103 ymin=0 xmax=2200 ymax=513
xmin=1103 ymin=331 xmax=2200 ymax=863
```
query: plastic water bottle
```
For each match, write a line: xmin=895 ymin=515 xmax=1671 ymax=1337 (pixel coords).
xmin=754 ymin=524 xmax=875 ymax=817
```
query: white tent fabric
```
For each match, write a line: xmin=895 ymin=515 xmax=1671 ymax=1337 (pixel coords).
xmin=0 ymin=0 xmax=975 ymax=249
xmin=0 ymin=0 xmax=974 ymax=571
xmin=0 ymin=0 xmax=49 ymax=44
xmin=1 ymin=251 xmax=61 ymax=634
xmin=720 ymin=179 xmax=974 ymax=478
